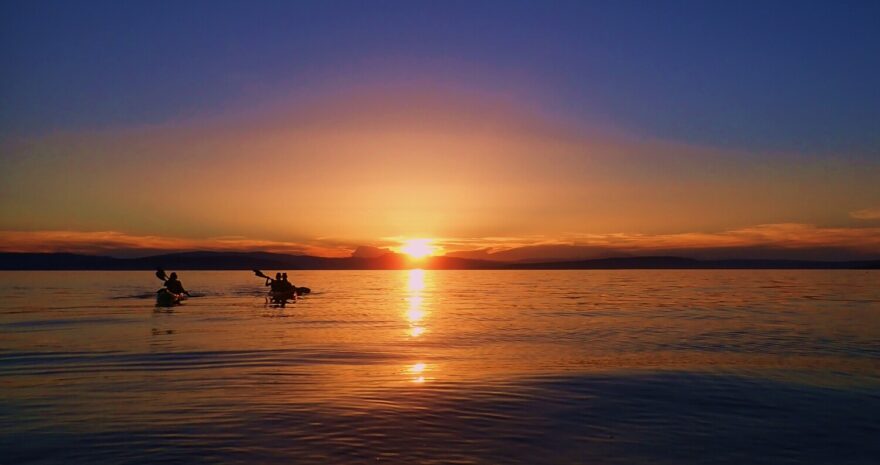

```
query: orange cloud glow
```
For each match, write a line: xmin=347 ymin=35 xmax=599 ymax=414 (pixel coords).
xmin=2 ymin=87 xmax=879 ymax=262
xmin=850 ymin=207 xmax=880 ymax=220
xmin=1 ymin=223 xmax=878 ymax=260
xmin=0 ymin=230 xmax=351 ymax=257
xmin=2 ymin=87 xmax=877 ymax=247
xmin=441 ymin=223 xmax=880 ymax=261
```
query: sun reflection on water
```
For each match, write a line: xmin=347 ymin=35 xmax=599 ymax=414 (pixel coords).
xmin=406 ymin=305 xmax=425 ymax=324
xmin=407 ymin=269 xmax=425 ymax=291
xmin=407 ymin=295 xmax=423 ymax=307
xmin=410 ymin=362 xmax=426 ymax=373
xmin=408 ymin=363 xmax=429 ymax=383
xmin=404 ymin=271 xmax=428 ymax=326
xmin=404 ymin=269 xmax=433 ymax=382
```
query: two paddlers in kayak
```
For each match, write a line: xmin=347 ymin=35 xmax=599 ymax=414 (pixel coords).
xmin=254 ymin=270 xmax=310 ymax=305
xmin=264 ymin=272 xmax=295 ymax=294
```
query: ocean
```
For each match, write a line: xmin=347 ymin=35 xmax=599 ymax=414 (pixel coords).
xmin=1 ymin=270 xmax=878 ymax=464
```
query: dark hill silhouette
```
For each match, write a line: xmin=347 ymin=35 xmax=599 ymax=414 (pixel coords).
xmin=447 ymin=245 xmax=628 ymax=262
xmin=446 ymin=244 xmax=877 ymax=262
xmin=351 ymin=246 xmax=392 ymax=258
xmin=0 ymin=252 xmax=877 ymax=270
xmin=0 ymin=251 xmax=498 ymax=270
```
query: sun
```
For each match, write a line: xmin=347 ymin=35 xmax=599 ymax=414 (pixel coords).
xmin=400 ymin=239 xmax=436 ymax=259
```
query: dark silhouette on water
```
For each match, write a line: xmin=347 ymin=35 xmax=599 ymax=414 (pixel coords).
xmin=280 ymin=273 xmax=295 ymax=292
xmin=154 ymin=269 xmax=190 ymax=306
xmin=166 ymin=273 xmax=187 ymax=295
xmin=253 ymin=269 xmax=311 ymax=296
xmin=158 ymin=270 xmax=189 ymax=295
xmin=264 ymin=272 xmax=283 ymax=292
xmin=253 ymin=269 xmax=297 ymax=307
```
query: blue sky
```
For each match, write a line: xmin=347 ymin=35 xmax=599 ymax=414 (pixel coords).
xmin=3 ymin=0 xmax=878 ymax=153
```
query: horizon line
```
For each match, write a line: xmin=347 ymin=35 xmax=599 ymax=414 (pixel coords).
xmin=1 ymin=250 xmax=878 ymax=271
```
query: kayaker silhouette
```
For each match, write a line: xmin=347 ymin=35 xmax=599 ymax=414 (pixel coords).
xmin=265 ymin=272 xmax=283 ymax=292
xmin=280 ymin=273 xmax=295 ymax=292
xmin=252 ymin=269 xmax=310 ymax=298
xmin=164 ymin=272 xmax=189 ymax=295
xmin=155 ymin=269 xmax=190 ymax=306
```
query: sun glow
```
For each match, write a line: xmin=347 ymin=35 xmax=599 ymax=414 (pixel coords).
xmin=410 ymin=362 xmax=426 ymax=374
xmin=400 ymin=239 xmax=436 ymax=259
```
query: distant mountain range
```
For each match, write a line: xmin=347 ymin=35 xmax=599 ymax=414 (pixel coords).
xmin=1 ymin=251 xmax=878 ymax=270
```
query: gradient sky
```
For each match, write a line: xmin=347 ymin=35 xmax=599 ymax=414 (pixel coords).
xmin=1 ymin=0 xmax=879 ymax=259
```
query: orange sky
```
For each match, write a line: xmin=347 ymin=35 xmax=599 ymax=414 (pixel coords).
xmin=1 ymin=88 xmax=879 ymax=260
xmin=2 ymin=2 xmax=880 ymax=262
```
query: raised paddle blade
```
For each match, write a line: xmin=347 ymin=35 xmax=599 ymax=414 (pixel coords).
xmin=155 ymin=269 xmax=168 ymax=281
xmin=253 ymin=269 xmax=270 ymax=279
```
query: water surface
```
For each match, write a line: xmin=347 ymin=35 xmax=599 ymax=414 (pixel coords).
xmin=1 ymin=270 xmax=879 ymax=464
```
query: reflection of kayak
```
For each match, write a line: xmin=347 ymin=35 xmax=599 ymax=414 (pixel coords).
xmin=156 ymin=288 xmax=186 ymax=306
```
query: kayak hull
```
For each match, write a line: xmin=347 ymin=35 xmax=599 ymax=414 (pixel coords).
xmin=268 ymin=286 xmax=310 ymax=301
xmin=156 ymin=289 xmax=185 ymax=306
xmin=269 ymin=290 xmax=296 ymax=301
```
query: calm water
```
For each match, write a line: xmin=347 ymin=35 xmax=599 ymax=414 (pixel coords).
xmin=1 ymin=270 xmax=879 ymax=464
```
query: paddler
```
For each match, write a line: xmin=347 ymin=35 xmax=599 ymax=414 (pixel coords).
xmin=164 ymin=272 xmax=190 ymax=296
xmin=280 ymin=273 xmax=296 ymax=293
xmin=265 ymin=272 xmax=283 ymax=292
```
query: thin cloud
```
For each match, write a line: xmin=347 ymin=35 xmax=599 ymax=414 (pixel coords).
xmin=2 ymin=223 xmax=879 ymax=260
xmin=443 ymin=224 xmax=880 ymax=260
xmin=0 ymin=230 xmax=352 ymax=258
xmin=850 ymin=207 xmax=880 ymax=220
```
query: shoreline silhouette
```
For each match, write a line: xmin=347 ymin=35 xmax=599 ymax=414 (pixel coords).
xmin=1 ymin=251 xmax=877 ymax=270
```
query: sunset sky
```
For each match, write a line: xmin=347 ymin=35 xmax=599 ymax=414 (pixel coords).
xmin=1 ymin=1 xmax=879 ymax=260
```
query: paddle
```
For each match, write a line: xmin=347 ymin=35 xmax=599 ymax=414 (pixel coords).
xmin=253 ymin=269 xmax=272 ymax=280
xmin=155 ymin=269 xmax=168 ymax=296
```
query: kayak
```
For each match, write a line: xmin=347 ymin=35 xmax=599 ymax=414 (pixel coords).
xmin=269 ymin=290 xmax=296 ymax=302
xmin=156 ymin=288 xmax=186 ymax=306
xmin=269 ymin=287 xmax=311 ymax=301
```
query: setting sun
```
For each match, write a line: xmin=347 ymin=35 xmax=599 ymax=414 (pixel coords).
xmin=400 ymin=239 xmax=436 ymax=259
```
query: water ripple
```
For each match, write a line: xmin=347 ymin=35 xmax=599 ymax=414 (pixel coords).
xmin=1 ymin=270 xmax=879 ymax=464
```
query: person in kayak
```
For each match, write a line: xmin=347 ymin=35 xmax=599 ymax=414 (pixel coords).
xmin=265 ymin=272 xmax=283 ymax=292
xmin=280 ymin=273 xmax=296 ymax=293
xmin=164 ymin=272 xmax=190 ymax=296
